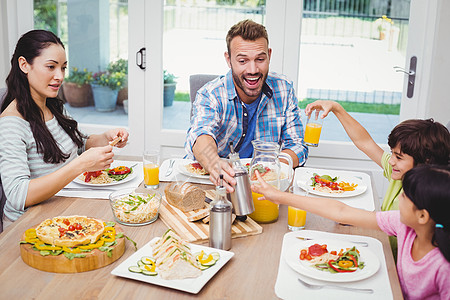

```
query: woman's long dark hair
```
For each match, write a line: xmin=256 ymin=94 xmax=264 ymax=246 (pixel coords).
xmin=1 ymin=30 xmax=85 ymax=164
xmin=403 ymin=165 xmax=450 ymax=262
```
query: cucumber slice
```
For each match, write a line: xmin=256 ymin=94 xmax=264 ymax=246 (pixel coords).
xmin=193 ymin=251 xmax=203 ymax=260
xmin=142 ymin=270 xmax=158 ymax=276
xmin=141 ymin=256 xmax=155 ymax=265
xmin=210 ymin=252 xmax=220 ymax=261
xmin=137 ymin=260 xmax=145 ymax=268
xmin=128 ymin=266 xmax=142 ymax=273
xmin=199 ymin=264 xmax=210 ymax=271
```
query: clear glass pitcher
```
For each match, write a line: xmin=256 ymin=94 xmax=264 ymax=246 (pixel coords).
xmin=248 ymin=140 xmax=293 ymax=223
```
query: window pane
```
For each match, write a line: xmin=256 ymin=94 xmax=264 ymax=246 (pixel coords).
xmin=298 ymin=0 xmax=410 ymax=144
xmin=162 ymin=1 xmax=266 ymax=130
xmin=34 ymin=0 xmax=129 ymax=127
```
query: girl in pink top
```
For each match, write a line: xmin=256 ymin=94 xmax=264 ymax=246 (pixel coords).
xmin=251 ymin=165 xmax=450 ymax=299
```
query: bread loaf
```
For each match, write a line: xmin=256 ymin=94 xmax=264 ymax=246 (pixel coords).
xmin=164 ymin=182 xmax=206 ymax=212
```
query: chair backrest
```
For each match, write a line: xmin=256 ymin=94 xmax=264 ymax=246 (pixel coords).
xmin=0 ymin=87 xmax=6 ymax=232
xmin=189 ymin=74 xmax=219 ymax=118
xmin=0 ymin=87 xmax=6 ymax=109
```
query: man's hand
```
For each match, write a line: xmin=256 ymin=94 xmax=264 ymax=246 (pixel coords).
xmin=207 ymin=159 xmax=236 ymax=193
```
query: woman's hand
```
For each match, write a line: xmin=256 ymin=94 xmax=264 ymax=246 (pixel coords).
xmin=77 ymin=145 xmax=114 ymax=172
xmin=105 ymin=128 xmax=129 ymax=148
xmin=250 ymin=170 xmax=284 ymax=204
xmin=304 ymin=100 xmax=338 ymax=119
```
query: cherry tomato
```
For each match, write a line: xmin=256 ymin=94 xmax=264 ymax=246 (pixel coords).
xmin=300 ymin=253 xmax=305 ymax=260
xmin=306 ymin=254 xmax=312 ymax=260
xmin=63 ymin=219 xmax=70 ymax=226
xmin=74 ymin=223 xmax=82 ymax=230
xmin=68 ymin=225 xmax=75 ymax=231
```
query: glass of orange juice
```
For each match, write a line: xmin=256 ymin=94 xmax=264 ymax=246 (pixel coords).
xmin=304 ymin=110 xmax=324 ymax=147
xmin=143 ymin=150 xmax=160 ymax=189
xmin=287 ymin=186 xmax=307 ymax=230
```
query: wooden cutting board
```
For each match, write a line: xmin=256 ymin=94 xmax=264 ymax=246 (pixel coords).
xmin=20 ymin=223 xmax=125 ymax=273
xmin=159 ymin=190 xmax=262 ymax=244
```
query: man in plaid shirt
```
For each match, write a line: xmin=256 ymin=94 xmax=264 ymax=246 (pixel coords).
xmin=185 ymin=20 xmax=308 ymax=192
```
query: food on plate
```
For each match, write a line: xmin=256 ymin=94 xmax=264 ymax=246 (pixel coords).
xmin=164 ymin=182 xmax=206 ymax=212
xmin=185 ymin=162 xmax=209 ymax=176
xmin=35 ymin=215 xmax=105 ymax=247
xmin=310 ymin=174 xmax=358 ymax=194
xmin=128 ymin=231 xmax=221 ymax=277
xmin=21 ymin=217 xmax=125 ymax=260
xmin=299 ymin=243 xmax=365 ymax=273
xmin=246 ymin=163 xmax=287 ymax=181
xmin=151 ymin=229 xmax=202 ymax=280
xmin=78 ymin=166 xmax=133 ymax=184
xmin=111 ymin=192 xmax=161 ymax=224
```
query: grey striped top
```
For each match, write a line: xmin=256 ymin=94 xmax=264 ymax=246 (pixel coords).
xmin=0 ymin=116 xmax=83 ymax=221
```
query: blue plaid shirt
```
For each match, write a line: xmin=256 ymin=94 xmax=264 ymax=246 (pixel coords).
xmin=185 ymin=70 xmax=308 ymax=164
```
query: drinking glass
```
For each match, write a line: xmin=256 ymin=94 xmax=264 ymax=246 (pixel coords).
xmin=143 ymin=150 xmax=160 ymax=189
xmin=304 ymin=110 xmax=324 ymax=147
xmin=287 ymin=186 xmax=307 ymax=231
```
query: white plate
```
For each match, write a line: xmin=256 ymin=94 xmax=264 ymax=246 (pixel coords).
xmin=73 ymin=168 xmax=136 ymax=187
xmin=284 ymin=239 xmax=380 ymax=282
xmin=296 ymin=171 xmax=367 ymax=198
xmin=111 ymin=238 xmax=234 ymax=294
xmin=177 ymin=160 xmax=210 ymax=179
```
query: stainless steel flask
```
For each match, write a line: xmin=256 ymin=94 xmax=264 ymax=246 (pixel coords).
xmin=227 ymin=143 xmax=255 ymax=217
xmin=209 ymin=175 xmax=232 ymax=250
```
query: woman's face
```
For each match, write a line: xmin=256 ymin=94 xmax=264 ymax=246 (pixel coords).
xmin=21 ymin=43 xmax=67 ymax=103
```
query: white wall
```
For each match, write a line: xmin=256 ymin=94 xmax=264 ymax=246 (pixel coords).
xmin=426 ymin=1 xmax=450 ymax=125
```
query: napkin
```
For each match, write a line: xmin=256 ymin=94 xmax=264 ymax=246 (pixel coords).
xmin=159 ymin=158 xmax=213 ymax=185
xmin=56 ymin=160 xmax=144 ymax=199
xmin=294 ymin=168 xmax=375 ymax=211
xmin=274 ymin=230 xmax=393 ymax=300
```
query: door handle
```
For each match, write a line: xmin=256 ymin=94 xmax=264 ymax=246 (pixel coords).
xmin=136 ymin=47 xmax=146 ymax=70
xmin=394 ymin=56 xmax=417 ymax=98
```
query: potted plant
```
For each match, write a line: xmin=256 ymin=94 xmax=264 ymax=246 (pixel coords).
xmin=375 ymin=15 xmax=393 ymax=40
xmin=63 ymin=67 xmax=93 ymax=107
xmin=108 ymin=59 xmax=128 ymax=107
xmin=164 ymin=70 xmax=177 ymax=107
xmin=91 ymin=63 xmax=127 ymax=112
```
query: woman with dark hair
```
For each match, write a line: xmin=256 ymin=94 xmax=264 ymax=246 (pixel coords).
xmin=0 ymin=30 xmax=129 ymax=226
xmin=252 ymin=164 xmax=450 ymax=299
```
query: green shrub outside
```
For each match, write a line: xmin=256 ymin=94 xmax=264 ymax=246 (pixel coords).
xmin=65 ymin=67 xmax=93 ymax=87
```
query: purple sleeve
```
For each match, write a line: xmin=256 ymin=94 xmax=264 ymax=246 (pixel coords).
xmin=376 ymin=210 xmax=401 ymax=237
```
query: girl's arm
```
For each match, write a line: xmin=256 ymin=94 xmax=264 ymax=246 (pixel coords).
xmin=305 ymin=100 xmax=384 ymax=168
xmin=251 ymin=171 xmax=381 ymax=230
xmin=25 ymin=145 xmax=114 ymax=207
xmin=85 ymin=128 xmax=129 ymax=149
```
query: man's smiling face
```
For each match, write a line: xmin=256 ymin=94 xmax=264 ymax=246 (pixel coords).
xmin=225 ymin=36 xmax=271 ymax=104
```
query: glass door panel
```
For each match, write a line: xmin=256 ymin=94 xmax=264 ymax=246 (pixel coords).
xmin=162 ymin=1 xmax=266 ymax=131
xmin=33 ymin=0 xmax=129 ymax=128
xmin=297 ymin=0 xmax=410 ymax=144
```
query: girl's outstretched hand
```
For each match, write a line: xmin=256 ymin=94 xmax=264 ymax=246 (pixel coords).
xmin=250 ymin=170 xmax=283 ymax=204
xmin=304 ymin=100 xmax=336 ymax=119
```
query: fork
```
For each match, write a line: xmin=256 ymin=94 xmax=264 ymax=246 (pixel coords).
xmin=297 ymin=278 xmax=374 ymax=293
xmin=164 ymin=159 xmax=175 ymax=177
xmin=295 ymin=236 xmax=369 ymax=247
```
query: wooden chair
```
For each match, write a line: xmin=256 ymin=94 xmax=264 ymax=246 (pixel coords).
xmin=189 ymin=74 xmax=219 ymax=119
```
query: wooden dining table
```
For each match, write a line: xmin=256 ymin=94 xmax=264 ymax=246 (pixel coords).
xmin=0 ymin=173 xmax=403 ymax=299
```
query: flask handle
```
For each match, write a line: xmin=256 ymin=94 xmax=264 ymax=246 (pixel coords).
xmin=278 ymin=152 xmax=294 ymax=189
